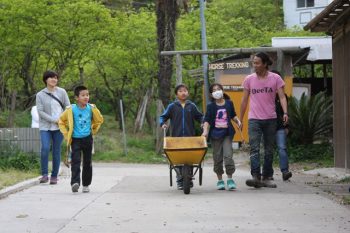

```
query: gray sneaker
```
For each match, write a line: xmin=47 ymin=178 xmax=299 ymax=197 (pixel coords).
xmin=246 ymin=176 xmax=263 ymax=188
xmin=82 ymin=186 xmax=90 ymax=193
xmin=262 ymin=179 xmax=277 ymax=188
xmin=282 ymin=172 xmax=292 ymax=181
xmin=71 ymin=183 xmax=79 ymax=193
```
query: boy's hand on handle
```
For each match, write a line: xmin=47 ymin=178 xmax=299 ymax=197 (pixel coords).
xmin=239 ymin=118 xmax=244 ymax=130
xmin=201 ymin=130 xmax=208 ymax=138
xmin=161 ymin=124 xmax=168 ymax=129
xmin=283 ymin=114 xmax=289 ymax=125
xmin=235 ymin=118 xmax=242 ymax=129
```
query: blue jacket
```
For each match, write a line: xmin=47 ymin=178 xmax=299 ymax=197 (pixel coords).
xmin=159 ymin=100 xmax=203 ymax=137
xmin=203 ymin=99 xmax=237 ymax=140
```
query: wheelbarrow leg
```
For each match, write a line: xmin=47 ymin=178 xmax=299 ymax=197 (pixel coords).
xmin=182 ymin=165 xmax=191 ymax=194
xmin=170 ymin=165 xmax=173 ymax=187
xmin=199 ymin=166 xmax=203 ymax=186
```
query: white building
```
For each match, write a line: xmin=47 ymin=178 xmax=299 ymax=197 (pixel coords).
xmin=283 ymin=0 xmax=333 ymax=28
xmin=272 ymin=36 xmax=332 ymax=61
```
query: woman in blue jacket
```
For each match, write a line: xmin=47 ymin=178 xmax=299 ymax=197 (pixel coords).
xmin=202 ymin=83 xmax=241 ymax=190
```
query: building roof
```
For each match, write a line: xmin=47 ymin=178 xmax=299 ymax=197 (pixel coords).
xmin=207 ymin=46 xmax=311 ymax=66
xmin=304 ymin=0 xmax=350 ymax=33
xmin=272 ymin=37 xmax=332 ymax=62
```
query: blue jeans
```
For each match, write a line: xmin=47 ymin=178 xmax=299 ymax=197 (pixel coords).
xmin=276 ymin=128 xmax=289 ymax=173
xmin=248 ymin=119 xmax=277 ymax=178
xmin=40 ymin=130 xmax=63 ymax=177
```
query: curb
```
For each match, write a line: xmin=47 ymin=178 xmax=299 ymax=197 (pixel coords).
xmin=0 ymin=176 xmax=40 ymax=200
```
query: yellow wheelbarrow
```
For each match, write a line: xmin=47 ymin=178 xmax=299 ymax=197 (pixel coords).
xmin=163 ymin=136 xmax=208 ymax=194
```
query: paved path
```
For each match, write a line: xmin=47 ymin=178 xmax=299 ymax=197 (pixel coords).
xmin=0 ymin=161 xmax=349 ymax=233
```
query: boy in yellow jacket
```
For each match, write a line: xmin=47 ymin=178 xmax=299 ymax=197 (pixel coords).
xmin=59 ymin=85 xmax=103 ymax=193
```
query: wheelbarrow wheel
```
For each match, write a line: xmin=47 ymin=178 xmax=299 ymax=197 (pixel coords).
xmin=182 ymin=165 xmax=191 ymax=194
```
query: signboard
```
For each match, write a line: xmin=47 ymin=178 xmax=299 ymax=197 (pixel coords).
xmin=209 ymin=58 xmax=252 ymax=75
xmin=222 ymin=85 xmax=244 ymax=91
xmin=208 ymin=61 xmax=250 ymax=70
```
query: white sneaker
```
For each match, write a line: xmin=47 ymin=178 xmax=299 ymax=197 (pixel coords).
xmin=71 ymin=183 xmax=79 ymax=193
xmin=82 ymin=186 xmax=90 ymax=193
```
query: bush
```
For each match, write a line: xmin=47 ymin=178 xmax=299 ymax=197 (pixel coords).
xmin=287 ymin=143 xmax=333 ymax=162
xmin=0 ymin=143 xmax=40 ymax=171
xmin=288 ymin=92 xmax=333 ymax=145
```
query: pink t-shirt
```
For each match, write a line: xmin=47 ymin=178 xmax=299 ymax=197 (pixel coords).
xmin=242 ymin=71 xmax=285 ymax=120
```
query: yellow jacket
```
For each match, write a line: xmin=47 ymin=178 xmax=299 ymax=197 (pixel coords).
xmin=58 ymin=104 xmax=104 ymax=145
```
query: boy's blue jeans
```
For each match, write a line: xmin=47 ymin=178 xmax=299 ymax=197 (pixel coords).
xmin=248 ymin=119 xmax=277 ymax=178
xmin=40 ymin=130 xmax=63 ymax=178
xmin=276 ymin=128 xmax=289 ymax=173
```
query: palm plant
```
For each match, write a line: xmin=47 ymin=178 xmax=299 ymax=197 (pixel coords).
xmin=288 ymin=92 xmax=333 ymax=145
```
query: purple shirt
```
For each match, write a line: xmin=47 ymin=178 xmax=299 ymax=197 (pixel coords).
xmin=243 ymin=71 xmax=285 ymax=120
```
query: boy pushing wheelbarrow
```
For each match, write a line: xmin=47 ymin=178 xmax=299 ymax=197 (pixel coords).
xmin=159 ymin=84 xmax=203 ymax=193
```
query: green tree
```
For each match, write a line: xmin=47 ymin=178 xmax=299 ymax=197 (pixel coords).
xmin=91 ymin=9 xmax=157 ymax=127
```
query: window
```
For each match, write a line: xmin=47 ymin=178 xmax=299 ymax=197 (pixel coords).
xmin=297 ymin=0 xmax=314 ymax=8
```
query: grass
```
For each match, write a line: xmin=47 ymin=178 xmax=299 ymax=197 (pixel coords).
xmin=337 ymin=176 xmax=350 ymax=184
xmin=342 ymin=196 xmax=350 ymax=205
xmin=0 ymin=169 xmax=39 ymax=190
xmin=92 ymin=115 xmax=165 ymax=163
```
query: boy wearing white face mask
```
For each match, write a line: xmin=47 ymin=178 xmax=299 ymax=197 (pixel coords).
xmin=202 ymin=83 xmax=241 ymax=190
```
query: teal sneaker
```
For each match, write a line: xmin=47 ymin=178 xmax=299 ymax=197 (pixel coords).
xmin=227 ymin=179 xmax=237 ymax=190
xmin=217 ymin=180 xmax=225 ymax=190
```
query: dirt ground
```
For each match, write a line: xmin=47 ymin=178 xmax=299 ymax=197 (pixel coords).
xmin=289 ymin=163 xmax=350 ymax=207
xmin=229 ymin=151 xmax=350 ymax=208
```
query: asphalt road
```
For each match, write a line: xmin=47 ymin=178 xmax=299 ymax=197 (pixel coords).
xmin=0 ymin=162 xmax=349 ymax=233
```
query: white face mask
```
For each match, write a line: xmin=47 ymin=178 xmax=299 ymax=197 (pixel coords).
xmin=212 ymin=90 xmax=223 ymax=100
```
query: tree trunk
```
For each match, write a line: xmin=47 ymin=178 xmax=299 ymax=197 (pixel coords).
xmin=21 ymin=51 xmax=37 ymax=107
xmin=7 ymin=91 xmax=17 ymax=127
xmin=79 ymin=66 xmax=84 ymax=84
xmin=156 ymin=0 xmax=180 ymax=107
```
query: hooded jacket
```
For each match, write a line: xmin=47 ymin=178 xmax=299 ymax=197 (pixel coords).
xmin=159 ymin=100 xmax=203 ymax=137
xmin=58 ymin=103 xmax=104 ymax=145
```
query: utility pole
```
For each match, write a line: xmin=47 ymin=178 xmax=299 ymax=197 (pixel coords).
xmin=199 ymin=0 xmax=209 ymax=105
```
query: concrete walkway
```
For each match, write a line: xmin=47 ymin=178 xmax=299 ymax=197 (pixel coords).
xmin=0 ymin=161 xmax=349 ymax=233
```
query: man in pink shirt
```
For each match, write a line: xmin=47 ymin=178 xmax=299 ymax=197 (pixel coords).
xmin=240 ymin=52 xmax=288 ymax=188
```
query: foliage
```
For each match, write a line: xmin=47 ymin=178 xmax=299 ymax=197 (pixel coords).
xmin=0 ymin=110 xmax=31 ymax=127
xmin=91 ymin=115 xmax=164 ymax=163
xmin=288 ymin=92 xmax=333 ymax=145
xmin=0 ymin=0 xmax=324 ymax=132
xmin=174 ymin=0 xmax=319 ymax=106
xmin=337 ymin=176 xmax=350 ymax=184
xmin=0 ymin=147 xmax=40 ymax=171
xmin=91 ymin=9 xmax=157 ymax=121
xmin=286 ymin=143 xmax=333 ymax=163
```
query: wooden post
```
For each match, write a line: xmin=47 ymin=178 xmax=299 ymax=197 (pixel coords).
xmin=176 ymin=54 xmax=182 ymax=85
xmin=119 ymin=99 xmax=127 ymax=155
xmin=134 ymin=89 xmax=151 ymax=133
xmin=155 ymin=100 xmax=165 ymax=155
xmin=277 ymin=49 xmax=284 ymax=77
xmin=323 ymin=63 xmax=328 ymax=92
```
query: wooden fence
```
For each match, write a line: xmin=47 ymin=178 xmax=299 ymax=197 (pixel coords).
xmin=0 ymin=128 xmax=40 ymax=155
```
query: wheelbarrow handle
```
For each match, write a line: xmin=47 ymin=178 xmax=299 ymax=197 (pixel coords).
xmin=163 ymin=127 xmax=167 ymax=138
xmin=232 ymin=121 xmax=246 ymax=144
